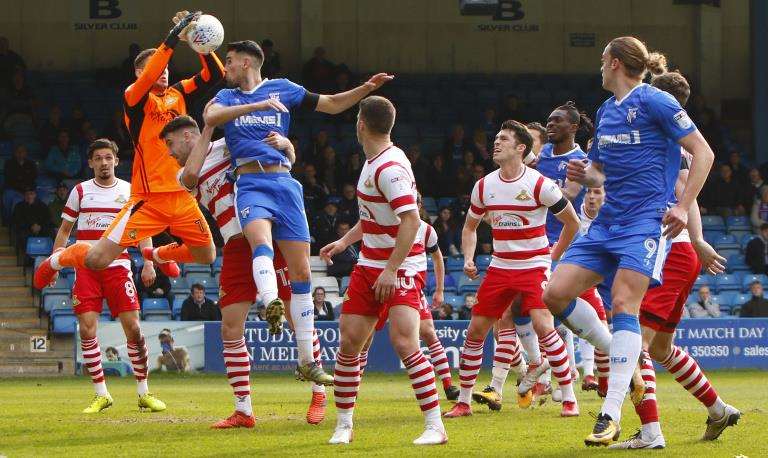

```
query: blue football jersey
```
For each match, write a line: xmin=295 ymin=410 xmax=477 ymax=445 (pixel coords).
xmin=214 ymin=79 xmax=307 ymax=168
xmin=536 ymin=142 xmax=587 ymax=244
xmin=588 ymin=83 xmax=696 ymax=224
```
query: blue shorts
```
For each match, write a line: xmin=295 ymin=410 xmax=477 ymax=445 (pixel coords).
xmin=559 ymin=219 xmax=669 ymax=287
xmin=234 ymin=172 xmax=310 ymax=242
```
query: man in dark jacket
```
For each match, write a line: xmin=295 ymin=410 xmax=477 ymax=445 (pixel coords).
xmin=13 ymin=187 xmax=51 ymax=250
xmin=740 ymin=281 xmax=768 ymax=317
xmin=745 ymin=224 xmax=768 ymax=275
xmin=3 ymin=145 xmax=37 ymax=223
xmin=181 ymin=283 xmax=221 ymax=321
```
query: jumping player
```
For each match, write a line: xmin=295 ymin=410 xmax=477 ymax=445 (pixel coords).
xmin=357 ymin=194 xmax=460 ymax=401
xmin=34 ymin=11 xmax=224 ymax=289
xmin=610 ymin=63 xmax=740 ymax=449
xmin=53 ymin=138 xmax=165 ymax=413
xmin=160 ymin=116 xmax=331 ymax=427
xmin=319 ymin=96 xmax=447 ymax=445
xmin=204 ymin=40 xmax=392 ymax=385
xmin=543 ymin=37 xmax=715 ymax=446
xmin=443 ymin=120 xmax=582 ymax=419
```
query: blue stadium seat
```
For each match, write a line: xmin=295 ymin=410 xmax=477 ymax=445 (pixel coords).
xmin=42 ymin=277 xmax=70 ymax=296
xmin=437 ymin=197 xmax=456 ymax=209
xmin=169 ymin=277 xmax=188 ymax=291
xmin=52 ymin=312 xmax=77 ymax=333
xmin=714 ymin=274 xmax=741 ymax=293
xmin=142 ymin=298 xmax=169 ymax=311
xmin=701 ymin=215 xmax=726 ymax=232
xmin=443 ymin=274 xmax=458 ymax=295
xmin=693 ymin=274 xmax=713 ymax=290
xmin=422 ymin=197 xmax=438 ymax=214
xmin=717 ymin=248 xmax=741 ymax=260
xmin=734 ymin=293 xmax=751 ymax=307
xmin=44 ymin=294 xmax=70 ymax=313
xmin=186 ymin=275 xmax=215 ymax=291
xmin=719 ymin=304 xmax=732 ymax=316
xmin=426 ymin=256 xmax=434 ymax=272
xmin=703 ymin=230 xmax=725 ymax=246
xmin=172 ymin=297 xmax=185 ymax=320
xmin=143 ymin=310 xmax=172 ymax=321
xmin=446 ymin=256 xmax=465 ymax=273
xmin=727 ymin=229 xmax=752 ymax=242
xmin=726 ymin=215 xmax=751 ymax=231
xmin=314 ymin=276 xmax=340 ymax=294
xmin=212 ymin=256 xmax=223 ymax=275
xmin=741 ymin=234 xmax=758 ymax=251
xmin=726 ymin=254 xmax=750 ymax=273
xmin=26 ymin=237 xmax=53 ymax=257
xmin=443 ymin=295 xmax=463 ymax=310
xmin=713 ymin=234 xmax=739 ymax=251
xmin=340 ymin=276 xmax=351 ymax=295
xmin=731 ymin=306 xmax=742 ymax=316
xmin=742 ymin=274 xmax=768 ymax=292
xmin=184 ymin=263 xmax=211 ymax=277
xmin=717 ymin=291 xmax=738 ymax=308
xmin=475 ymin=255 xmax=492 ymax=270
xmin=458 ymin=275 xmax=482 ymax=294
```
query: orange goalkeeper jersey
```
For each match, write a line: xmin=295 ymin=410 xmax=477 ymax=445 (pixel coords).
xmin=123 ymin=43 xmax=224 ymax=194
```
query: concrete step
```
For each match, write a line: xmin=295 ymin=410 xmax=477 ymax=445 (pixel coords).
xmin=0 ymin=265 xmax=24 ymax=276
xmin=0 ymin=276 xmax=27 ymax=287
xmin=0 ymin=358 xmax=75 ymax=376
xmin=0 ymin=348 xmax=71 ymax=358
xmin=2 ymin=286 xmax=34 ymax=296
xmin=0 ymin=245 xmax=15 ymax=255
xmin=0 ymin=255 xmax=17 ymax=266
xmin=0 ymin=306 xmax=37 ymax=318
xmin=0 ymin=316 xmax=45 ymax=329
xmin=0 ymin=296 xmax=35 ymax=307
xmin=0 ymin=327 xmax=47 ymax=342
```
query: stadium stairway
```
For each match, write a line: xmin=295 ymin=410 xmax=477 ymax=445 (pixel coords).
xmin=0 ymin=227 xmax=73 ymax=376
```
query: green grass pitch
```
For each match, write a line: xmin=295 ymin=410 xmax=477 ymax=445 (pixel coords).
xmin=0 ymin=370 xmax=765 ymax=457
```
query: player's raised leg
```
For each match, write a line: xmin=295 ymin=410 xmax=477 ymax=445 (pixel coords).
xmin=34 ymin=237 xmax=126 ymax=288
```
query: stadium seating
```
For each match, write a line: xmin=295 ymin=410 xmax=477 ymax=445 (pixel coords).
xmin=443 ymin=295 xmax=464 ymax=310
xmin=713 ymin=234 xmax=739 ymax=251
xmin=701 ymin=215 xmax=726 ymax=232
xmin=142 ymin=298 xmax=171 ymax=321
xmin=183 ymin=263 xmax=212 ymax=277
xmin=741 ymin=274 xmax=768 ymax=292
xmin=25 ymin=237 xmax=53 ymax=257
xmin=714 ymin=274 xmax=742 ymax=293
xmin=726 ymin=215 xmax=751 ymax=232
xmin=446 ymin=256 xmax=465 ymax=273
xmin=340 ymin=276 xmax=351 ymax=295
xmin=43 ymin=294 xmax=70 ymax=313
xmin=314 ymin=276 xmax=340 ymax=294
xmin=310 ymin=256 xmax=327 ymax=273
xmin=186 ymin=275 xmax=215 ymax=291
xmin=726 ymin=254 xmax=750 ymax=273
xmin=475 ymin=254 xmax=492 ymax=270
xmin=457 ymin=275 xmax=482 ymax=294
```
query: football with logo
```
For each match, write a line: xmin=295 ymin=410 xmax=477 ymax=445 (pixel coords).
xmin=187 ymin=14 xmax=224 ymax=54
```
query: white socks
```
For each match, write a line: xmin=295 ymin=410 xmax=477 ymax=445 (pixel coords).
xmin=601 ymin=313 xmax=642 ymax=422
xmin=251 ymin=248 xmax=278 ymax=304
xmin=290 ymin=283 xmax=315 ymax=366
xmin=515 ymin=320 xmax=542 ymax=364
xmin=558 ymin=297 xmax=612 ymax=352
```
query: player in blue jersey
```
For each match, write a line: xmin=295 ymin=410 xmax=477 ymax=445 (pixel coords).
xmin=204 ymin=40 xmax=392 ymax=385
xmin=541 ymin=36 xmax=715 ymax=447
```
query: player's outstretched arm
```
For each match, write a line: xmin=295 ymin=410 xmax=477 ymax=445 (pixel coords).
xmin=124 ymin=11 xmax=200 ymax=107
xmin=175 ymin=52 xmax=225 ymax=106
xmin=179 ymin=125 xmax=214 ymax=191
xmin=204 ymin=98 xmax=288 ymax=127
xmin=315 ymin=73 xmax=394 ymax=115
xmin=550 ymin=201 xmax=579 ymax=261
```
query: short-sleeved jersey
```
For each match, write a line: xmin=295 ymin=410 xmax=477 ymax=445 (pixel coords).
xmin=588 ymin=83 xmax=696 ymax=224
xmin=578 ymin=203 xmax=597 ymax=236
xmin=62 ymin=178 xmax=131 ymax=268
xmin=214 ymin=79 xmax=307 ymax=168
xmin=536 ymin=142 xmax=587 ymax=244
xmin=415 ymin=221 xmax=438 ymax=274
xmin=356 ymin=145 xmax=421 ymax=272
xmin=177 ymin=138 xmax=240 ymax=244
xmin=468 ymin=167 xmax=564 ymax=270
xmin=124 ymin=43 xmax=224 ymax=195
xmin=670 ymin=146 xmax=693 ymax=244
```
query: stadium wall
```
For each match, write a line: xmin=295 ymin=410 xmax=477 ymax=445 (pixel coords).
xmin=0 ymin=0 xmax=749 ymax=98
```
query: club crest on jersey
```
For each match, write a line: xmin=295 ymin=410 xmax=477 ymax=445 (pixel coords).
xmin=364 ymin=177 xmax=373 ymax=188
xmin=515 ymin=189 xmax=531 ymax=201
xmin=115 ymin=195 xmax=127 ymax=204
xmin=72 ymin=295 xmax=80 ymax=307
xmin=240 ymin=206 xmax=250 ymax=219
xmin=128 ymin=229 xmax=137 ymax=240
xmin=269 ymin=92 xmax=281 ymax=101
xmin=558 ymin=162 xmax=568 ymax=171
xmin=626 ymin=107 xmax=638 ymax=124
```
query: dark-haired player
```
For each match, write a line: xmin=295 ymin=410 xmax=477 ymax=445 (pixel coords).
xmin=525 ymin=122 xmax=547 ymax=166
xmin=443 ymin=120 xmax=581 ymax=420
xmin=52 ymin=139 xmax=165 ymax=413
xmin=610 ymin=65 xmax=739 ymax=449
xmin=204 ymin=39 xmax=392 ymax=385
xmin=35 ymin=11 xmax=224 ymax=289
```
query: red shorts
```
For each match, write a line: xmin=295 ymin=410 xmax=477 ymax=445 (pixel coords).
xmin=343 ymin=265 xmax=425 ymax=317
xmin=72 ymin=265 xmax=139 ymax=317
xmin=580 ymin=287 xmax=607 ymax=321
xmin=640 ymin=242 xmax=700 ymax=333
xmin=474 ymin=266 xmax=549 ymax=319
xmin=218 ymin=236 xmax=291 ymax=308
xmin=374 ymin=289 xmax=432 ymax=330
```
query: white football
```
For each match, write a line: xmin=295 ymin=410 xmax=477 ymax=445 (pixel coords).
xmin=187 ymin=14 xmax=224 ymax=54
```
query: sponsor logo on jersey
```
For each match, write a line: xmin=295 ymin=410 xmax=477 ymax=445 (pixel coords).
xmin=233 ymin=113 xmax=283 ymax=128
xmin=673 ymin=110 xmax=693 ymax=129
xmin=493 ymin=212 xmax=527 ymax=227
xmin=515 ymin=189 xmax=531 ymax=201
xmin=598 ymin=131 xmax=641 ymax=147
xmin=626 ymin=107 xmax=638 ymax=124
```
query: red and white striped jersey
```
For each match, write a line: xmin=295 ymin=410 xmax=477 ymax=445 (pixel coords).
xmin=468 ymin=167 xmax=563 ymax=270
xmin=415 ymin=221 xmax=438 ymax=274
xmin=178 ymin=138 xmax=240 ymax=244
xmin=356 ymin=145 xmax=421 ymax=272
xmin=62 ymin=178 xmax=131 ymax=268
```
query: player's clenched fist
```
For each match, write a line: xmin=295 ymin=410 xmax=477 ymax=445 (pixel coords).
xmin=464 ymin=260 xmax=478 ymax=280
xmin=566 ymin=158 xmax=588 ymax=184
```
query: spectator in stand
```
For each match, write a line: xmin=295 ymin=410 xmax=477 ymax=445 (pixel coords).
xmin=312 ymin=287 xmax=335 ymax=321
xmin=301 ymin=46 xmax=336 ymax=92
xmin=3 ymin=144 xmax=36 ymax=222
xmin=44 ymin=130 xmax=82 ymax=180
xmin=312 ymin=197 xmax=341 ymax=254
xmin=332 ymin=70 xmax=356 ymax=122
xmin=138 ymin=265 xmax=171 ymax=303
xmin=406 ymin=144 xmax=430 ymax=186
xmin=443 ymin=124 xmax=468 ymax=167
xmin=702 ymin=163 xmax=747 ymax=217
xmin=687 ymin=285 xmax=720 ymax=318
xmin=728 ymin=150 xmax=748 ymax=183
xmin=451 ymin=193 xmax=472 ymax=221
xmin=746 ymin=223 xmax=768 ymax=275
xmin=432 ymin=303 xmax=454 ymax=320
xmin=526 ymin=122 xmax=547 ymax=167
xmin=470 ymin=128 xmax=492 ymax=166
xmin=316 ymin=145 xmax=343 ymax=193
xmin=67 ymin=106 xmax=88 ymax=144
xmin=500 ymin=94 xmax=524 ymax=121
xmin=471 ymin=164 xmax=485 ymax=183
xmin=426 ymin=155 xmax=453 ymax=197
xmin=301 ymin=163 xmax=328 ymax=218
xmin=480 ymin=106 xmax=498 ymax=138
xmin=340 ymin=150 xmax=364 ymax=187
xmin=260 ymin=39 xmax=281 ymax=78
xmin=304 ymin=129 xmax=331 ymax=166
xmin=459 ymin=150 xmax=478 ymax=177
xmin=103 ymin=109 xmax=132 ymax=157
xmin=740 ymin=281 xmax=768 ymax=317
xmin=455 ymin=168 xmax=473 ymax=196
xmin=434 ymin=207 xmax=461 ymax=256
xmin=337 ymin=183 xmax=359 ymax=224
xmin=2 ymin=67 xmax=35 ymax=118
xmin=458 ymin=294 xmax=477 ymax=320
xmin=119 ymin=43 xmax=141 ymax=87
xmin=476 ymin=218 xmax=493 ymax=257
xmin=326 ymin=220 xmax=357 ymax=278
xmin=748 ymin=167 xmax=765 ymax=202
xmin=39 ymin=105 xmax=65 ymax=152
xmin=0 ymin=37 xmax=25 ymax=83
xmin=181 ymin=283 xmax=221 ymax=321
xmin=12 ymin=187 xmax=52 ymax=250
xmin=47 ymin=182 xmax=69 ymax=229
xmin=751 ymin=187 xmax=768 ymax=231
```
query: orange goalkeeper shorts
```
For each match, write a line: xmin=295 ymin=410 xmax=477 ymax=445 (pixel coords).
xmin=103 ymin=190 xmax=212 ymax=247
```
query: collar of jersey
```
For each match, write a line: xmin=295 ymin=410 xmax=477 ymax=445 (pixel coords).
xmin=613 ymin=82 xmax=645 ymax=106
xmin=543 ymin=143 xmax=580 ymax=158
xmin=92 ymin=179 xmax=119 ymax=189
xmin=498 ymin=166 xmax=526 ymax=183
xmin=237 ymin=78 xmax=271 ymax=94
